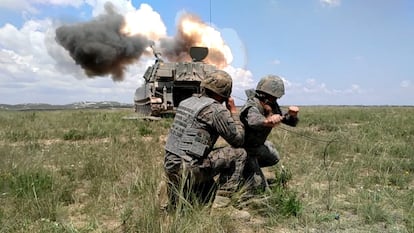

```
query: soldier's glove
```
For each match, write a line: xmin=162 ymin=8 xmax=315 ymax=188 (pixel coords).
xmin=287 ymin=106 xmax=299 ymax=118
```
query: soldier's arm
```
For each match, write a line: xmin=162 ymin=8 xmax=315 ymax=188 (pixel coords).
xmin=271 ymin=102 xmax=299 ymax=127
xmin=281 ymin=114 xmax=299 ymax=126
xmin=244 ymin=106 xmax=278 ymax=129
xmin=212 ymin=107 xmax=245 ymax=148
xmin=197 ymin=102 xmax=245 ymax=147
xmin=281 ymin=106 xmax=299 ymax=127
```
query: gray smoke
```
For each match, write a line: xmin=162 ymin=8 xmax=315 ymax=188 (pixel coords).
xmin=55 ymin=3 xmax=151 ymax=81
xmin=55 ymin=3 xmax=229 ymax=81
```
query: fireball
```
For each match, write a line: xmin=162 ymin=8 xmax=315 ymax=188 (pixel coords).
xmin=180 ymin=15 xmax=233 ymax=66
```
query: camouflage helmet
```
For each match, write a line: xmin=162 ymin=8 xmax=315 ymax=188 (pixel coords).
xmin=256 ymin=75 xmax=285 ymax=98
xmin=201 ymin=70 xmax=233 ymax=98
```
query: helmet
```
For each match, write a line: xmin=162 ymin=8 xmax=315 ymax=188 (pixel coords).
xmin=201 ymin=70 xmax=233 ymax=98
xmin=256 ymin=75 xmax=285 ymax=98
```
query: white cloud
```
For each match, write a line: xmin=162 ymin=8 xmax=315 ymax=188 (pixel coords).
xmin=0 ymin=0 xmax=177 ymax=104
xmin=33 ymin=0 xmax=84 ymax=5
xmin=271 ymin=59 xmax=281 ymax=65
xmin=320 ymin=0 xmax=341 ymax=7
xmin=333 ymin=84 xmax=364 ymax=94
xmin=277 ymin=78 xmax=378 ymax=105
xmin=122 ymin=3 xmax=167 ymax=40
xmin=0 ymin=0 xmax=84 ymax=12
xmin=85 ymin=0 xmax=138 ymax=16
xmin=0 ymin=19 xmax=55 ymax=84
xmin=285 ymin=78 xmax=366 ymax=95
xmin=0 ymin=0 xmax=36 ymax=12
xmin=223 ymin=66 xmax=255 ymax=104
xmin=33 ymin=0 xmax=84 ymax=7
xmin=302 ymin=79 xmax=329 ymax=93
xmin=225 ymin=75 xmax=372 ymax=106
xmin=0 ymin=9 xmax=152 ymax=104
xmin=400 ymin=80 xmax=412 ymax=88
xmin=224 ymin=66 xmax=255 ymax=90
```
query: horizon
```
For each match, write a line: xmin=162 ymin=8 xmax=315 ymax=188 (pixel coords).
xmin=1 ymin=101 xmax=413 ymax=108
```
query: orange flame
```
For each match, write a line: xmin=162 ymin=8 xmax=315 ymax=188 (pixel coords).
xmin=179 ymin=14 xmax=233 ymax=67
xmin=121 ymin=9 xmax=232 ymax=68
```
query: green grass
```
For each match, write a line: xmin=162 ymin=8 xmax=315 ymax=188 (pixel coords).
xmin=0 ymin=107 xmax=413 ymax=232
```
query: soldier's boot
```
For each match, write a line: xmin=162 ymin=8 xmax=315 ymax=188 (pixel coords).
xmin=244 ymin=156 xmax=270 ymax=192
xmin=216 ymin=178 xmax=240 ymax=197
xmin=234 ymin=175 xmax=272 ymax=209
xmin=262 ymin=167 xmax=277 ymax=186
xmin=235 ymin=162 xmax=270 ymax=208
xmin=216 ymin=164 xmax=245 ymax=197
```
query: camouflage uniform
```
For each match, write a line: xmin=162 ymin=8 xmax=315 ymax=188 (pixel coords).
xmin=240 ymin=75 xmax=298 ymax=191
xmin=164 ymin=71 xmax=246 ymax=208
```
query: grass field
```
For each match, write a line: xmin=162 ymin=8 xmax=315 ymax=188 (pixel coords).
xmin=0 ymin=106 xmax=413 ymax=233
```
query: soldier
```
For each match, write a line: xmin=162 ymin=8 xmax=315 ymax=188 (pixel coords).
xmin=240 ymin=75 xmax=299 ymax=193
xmin=164 ymin=70 xmax=247 ymax=209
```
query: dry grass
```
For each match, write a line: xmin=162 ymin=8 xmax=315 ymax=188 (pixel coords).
xmin=0 ymin=106 xmax=413 ymax=233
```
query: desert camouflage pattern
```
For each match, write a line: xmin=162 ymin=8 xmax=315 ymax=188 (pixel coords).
xmin=240 ymin=97 xmax=274 ymax=146
xmin=164 ymin=94 xmax=246 ymax=208
xmin=201 ymin=70 xmax=233 ymax=98
xmin=240 ymin=97 xmax=281 ymax=189
xmin=240 ymin=83 xmax=299 ymax=190
xmin=256 ymin=75 xmax=285 ymax=98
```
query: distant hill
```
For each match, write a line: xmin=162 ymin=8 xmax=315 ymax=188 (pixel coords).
xmin=0 ymin=101 xmax=134 ymax=111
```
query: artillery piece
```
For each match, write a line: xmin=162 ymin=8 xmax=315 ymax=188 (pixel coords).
xmin=134 ymin=46 xmax=217 ymax=116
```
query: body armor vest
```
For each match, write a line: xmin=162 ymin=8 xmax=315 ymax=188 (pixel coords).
xmin=165 ymin=96 xmax=216 ymax=160
xmin=240 ymin=97 xmax=274 ymax=147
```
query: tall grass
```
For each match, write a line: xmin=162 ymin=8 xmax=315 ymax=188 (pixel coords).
xmin=0 ymin=107 xmax=413 ymax=232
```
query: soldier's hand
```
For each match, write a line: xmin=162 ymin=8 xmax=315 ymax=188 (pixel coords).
xmin=264 ymin=114 xmax=283 ymax=127
xmin=270 ymin=114 xmax=283 ymax=124
xmin=226 ymin=97 xmax=237 ymax=114
xmin=288 ymin=106 xmax=299 ymax=117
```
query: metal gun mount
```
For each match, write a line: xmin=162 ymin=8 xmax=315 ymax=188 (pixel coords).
xmin=134 ymin=46 xmax=217 ymax=117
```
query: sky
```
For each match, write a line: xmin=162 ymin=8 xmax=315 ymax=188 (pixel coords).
xmin=0 ymin=0 xmax=413 ymax=106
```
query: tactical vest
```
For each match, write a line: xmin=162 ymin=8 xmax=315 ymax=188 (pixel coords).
xmin=165 ymin=96 xmax=216 ymax=160
xmin=240 ymin=97 xmax=272 ymax=147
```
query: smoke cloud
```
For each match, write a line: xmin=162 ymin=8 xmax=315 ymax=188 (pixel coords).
xmin=55 ymin=2 xmax=230 ymax=81
xmin=55 ymin=3 xmax=150 ymax=81
xmin=159 ymin=14 xmax=228 ymax=67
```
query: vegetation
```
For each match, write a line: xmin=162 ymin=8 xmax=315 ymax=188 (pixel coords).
xmin=0 ymin=106 xmax=413 ymax=232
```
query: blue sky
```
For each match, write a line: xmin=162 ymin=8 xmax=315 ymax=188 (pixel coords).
xmin=0 ymin=0 xmax=413 ymax=105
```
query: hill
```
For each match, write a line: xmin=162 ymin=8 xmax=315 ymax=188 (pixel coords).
xmin=0 ymin=101 xmax=134 ymax=111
